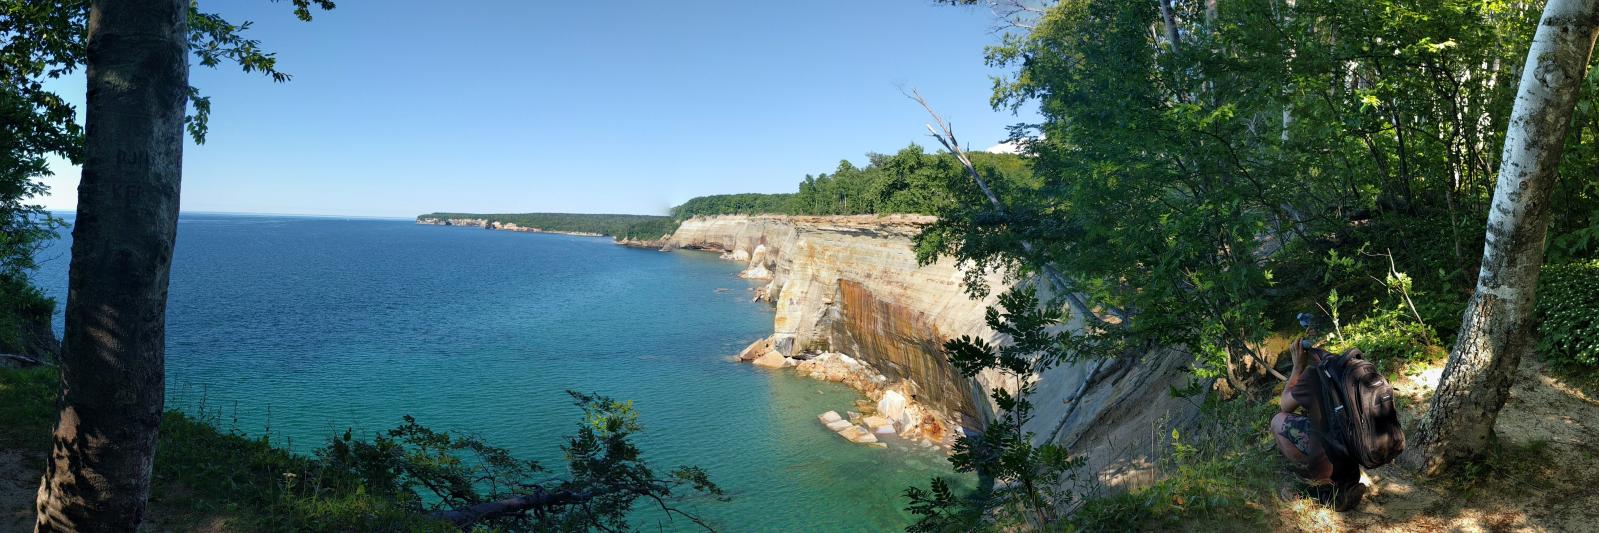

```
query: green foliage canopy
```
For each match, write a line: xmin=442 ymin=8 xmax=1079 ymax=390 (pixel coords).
xmin=669 ymin=145 xmax=1031 ymax=219
xmin=914 ymin=0 xmax=1598 ymax=380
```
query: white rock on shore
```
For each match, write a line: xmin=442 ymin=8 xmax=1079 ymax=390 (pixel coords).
xmin=877 ymin=390 xmax=906 ymax=422
xmin=740 ymin=264 xmax=772 ymax=280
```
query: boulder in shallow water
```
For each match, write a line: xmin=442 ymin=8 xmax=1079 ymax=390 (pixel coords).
xmin=752 ymin=350 xmax=787 ymax=368
xmin=740 ymin=264 xmax=772 ymax=280
xmin=837 ymin=425 xmax=879 ymax=444
xmin=737 ymin=337 xmax=772 ymax=361
xmin=826 ymin=419 xmax=854 ymax=432
xmin=862 ymin=415 xmax=894 ymax=431
xmin=819 ymin=411 xmax=843 ymax=424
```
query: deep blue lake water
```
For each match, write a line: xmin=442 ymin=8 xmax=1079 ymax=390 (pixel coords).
xmin=30 ymin=213 xmax=958 ymax=532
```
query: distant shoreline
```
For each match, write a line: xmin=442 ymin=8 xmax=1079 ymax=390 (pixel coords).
xmin=415 ymin=212 xmax=678 ymax=248
xmin=49 ymin=210 xmax=418 ymax=221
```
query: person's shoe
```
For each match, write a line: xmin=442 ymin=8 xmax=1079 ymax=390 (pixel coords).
xmin=1332 ymin=482 xmax=1366 ymax=512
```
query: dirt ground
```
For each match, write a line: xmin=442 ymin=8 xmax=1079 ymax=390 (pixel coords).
xmin=1 ymin=449 xmax=36 ymax=532
xmin=1279 ymin=359 xmax=1599 ymax=532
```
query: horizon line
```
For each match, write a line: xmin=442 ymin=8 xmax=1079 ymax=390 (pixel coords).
xmin=46 ymin=209 xmax=672 ymax=220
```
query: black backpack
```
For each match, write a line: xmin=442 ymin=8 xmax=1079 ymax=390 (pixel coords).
xmin=1311 ymin=348 xmax=1406 ymax=468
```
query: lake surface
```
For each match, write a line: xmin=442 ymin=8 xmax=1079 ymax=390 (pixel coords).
xmin=31 ymin=213 xmax=960 ymax=531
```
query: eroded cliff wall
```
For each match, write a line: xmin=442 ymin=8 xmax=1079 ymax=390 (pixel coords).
xmin=670 ymin=215 xmax=1003 ymax=423
xmin=668 ymin=215 xmax=1201 ymax=484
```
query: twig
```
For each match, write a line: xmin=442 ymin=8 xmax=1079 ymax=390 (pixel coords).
xmin=1313 ymin=301 xmax=1345 ymax=341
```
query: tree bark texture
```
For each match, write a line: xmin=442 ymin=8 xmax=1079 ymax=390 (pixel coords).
xmin=1409 ymin=0 xmax=1599 ymax=477
xmin=34 ymin=0 xmax=188 ymax=530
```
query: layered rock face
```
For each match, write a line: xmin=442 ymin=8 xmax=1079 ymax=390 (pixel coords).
xmin=670 ymin=215 xmax=1007 ymax=425
xmin=670 ymin=215 xmax=1203 ymax=487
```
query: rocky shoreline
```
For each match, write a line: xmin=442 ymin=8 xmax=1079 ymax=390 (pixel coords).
xmin=736 ymin=338 xmax=957 ymax=451
xmin=418 ymin=213 xmax=1208 ymax=494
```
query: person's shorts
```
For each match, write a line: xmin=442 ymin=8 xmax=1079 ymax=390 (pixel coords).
xmin=1277 ymin=413 xmax=1320 ymax=467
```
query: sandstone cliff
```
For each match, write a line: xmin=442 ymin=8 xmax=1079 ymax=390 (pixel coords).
xmin=668 ymin=215 xmax=1202 ymax=486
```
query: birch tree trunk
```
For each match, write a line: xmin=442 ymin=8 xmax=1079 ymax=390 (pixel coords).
xmin=1158 ymin=0 xmax=1180 ymax=51
xmin=1407 ymin=0 xmax=1599 ymax=477
xmin=34 ymin=1 xmax=188 ymax=530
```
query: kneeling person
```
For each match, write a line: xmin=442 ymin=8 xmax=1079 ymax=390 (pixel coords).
xmin=1271 ymin=340 xmax=1366 ymax=511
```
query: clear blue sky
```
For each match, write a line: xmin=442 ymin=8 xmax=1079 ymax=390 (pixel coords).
xmin=40 ymin=0 xmax=1037 ymax=218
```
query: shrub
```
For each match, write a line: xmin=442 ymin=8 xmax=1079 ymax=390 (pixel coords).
xmin=1536 ymin=261 xmax=1599 ymax=370
xmin=0 ymin=273 xmax=54 ymax=355
xmin=1329 ymin=306 xmax=1441 ymax=374
xmin=1068 ymin=396 xmax=1277 ymax=531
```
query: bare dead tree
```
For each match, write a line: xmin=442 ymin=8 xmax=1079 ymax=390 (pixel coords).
xmin=939 ymin=0 xmax=1055 ymax=32
xmin=907 ymin=89 xmax=1116 ymax=324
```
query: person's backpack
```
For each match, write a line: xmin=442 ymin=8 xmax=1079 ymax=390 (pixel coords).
xmin=1311 ymin=348 xmax=1406 ymax=468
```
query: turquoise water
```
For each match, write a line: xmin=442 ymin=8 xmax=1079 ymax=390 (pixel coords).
xmin=31 ymin=213 xmax=962 ymax=532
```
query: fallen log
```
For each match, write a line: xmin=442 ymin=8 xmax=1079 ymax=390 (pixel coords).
xmin=0 ymin=353 xmax=46 ymax=369
xmin=430 ymin=488 xmax=594 ymax=528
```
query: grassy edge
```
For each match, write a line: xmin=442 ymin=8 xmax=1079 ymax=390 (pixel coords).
xmin=0 ymin=366 xmax=450 ymax=532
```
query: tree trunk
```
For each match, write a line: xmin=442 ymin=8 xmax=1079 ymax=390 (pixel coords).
xmin=1406 ymin=0 xmax=1599 ymax=477
xmin=34 ymin=1 xmax=188 ymax=530
xmin=1158 ymin=0 xmax=1180 ymax=52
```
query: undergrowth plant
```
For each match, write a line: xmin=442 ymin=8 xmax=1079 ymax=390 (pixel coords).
xmin=1330 ymin=306 xmax=1442 ymax=374
xmin=1536 ymin=260 xmax=1599 ymax=372
xmin=1316 ymin=250 xmax=1443 ymax=373
xmin=1068 ymin=393 xmax=1278 ymax=531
